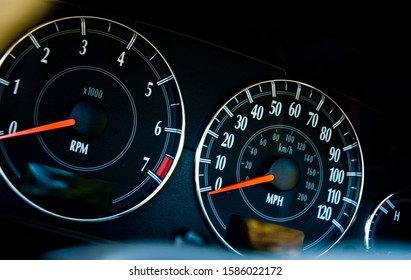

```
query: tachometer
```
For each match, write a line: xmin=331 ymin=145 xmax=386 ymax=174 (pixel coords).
xmin=0 ymin=16 xmax=185 ymax=221
xmin=195 ymin=79 xmax=363 ymax=257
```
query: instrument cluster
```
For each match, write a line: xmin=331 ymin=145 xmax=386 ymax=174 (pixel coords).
xmin=0 ymin=1 xmax=410 ymax=259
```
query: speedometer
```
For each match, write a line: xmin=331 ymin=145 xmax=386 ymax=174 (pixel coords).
xmin=195 ymin=79 xmax=364 ymax=257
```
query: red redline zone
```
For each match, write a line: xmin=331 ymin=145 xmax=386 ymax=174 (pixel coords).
xmin=156 ymin=156 xmax=173 ymax=179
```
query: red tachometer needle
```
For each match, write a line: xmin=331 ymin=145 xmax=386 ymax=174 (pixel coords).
xmin=0 ymin=118 xmax=76 ymax=140
xmin=208 ymin=174 xmax=274 ymax=195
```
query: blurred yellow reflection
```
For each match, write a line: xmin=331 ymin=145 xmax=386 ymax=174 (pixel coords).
xmin=0 ymin=0 xmax=55 ymax=54
xmin=226 ymin=215 xmax=305 ymax=257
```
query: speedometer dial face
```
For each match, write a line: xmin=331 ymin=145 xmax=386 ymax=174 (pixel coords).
xmin=195 ymin=79 xmax=364 ymax=257
xmin=0 ymin=16 xmax=185 ymax=221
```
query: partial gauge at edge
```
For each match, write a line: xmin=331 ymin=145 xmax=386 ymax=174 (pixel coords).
xmin=0 ymin=16 xmax=185 ymax=221
xmin=364 ymin=190 xmax=411 ymax=255
xmin=195 ymin=79 xmax=364 ymax=257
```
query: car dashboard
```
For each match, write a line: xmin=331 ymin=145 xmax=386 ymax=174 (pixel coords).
xmin=0 ymin=0 xmax=410 ymax=260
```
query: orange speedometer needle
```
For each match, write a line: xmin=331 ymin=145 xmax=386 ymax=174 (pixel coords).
xmin=208 ymin=174 xmax=274 ymax=195
xmin=0 ymin=118 xmax=76 ymax=140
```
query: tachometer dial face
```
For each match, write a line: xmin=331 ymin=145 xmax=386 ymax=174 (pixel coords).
xmin=0 ymin=16 xmax=185 ymax=221
xmin=195 ymin=79 xmax=364 ymax=257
